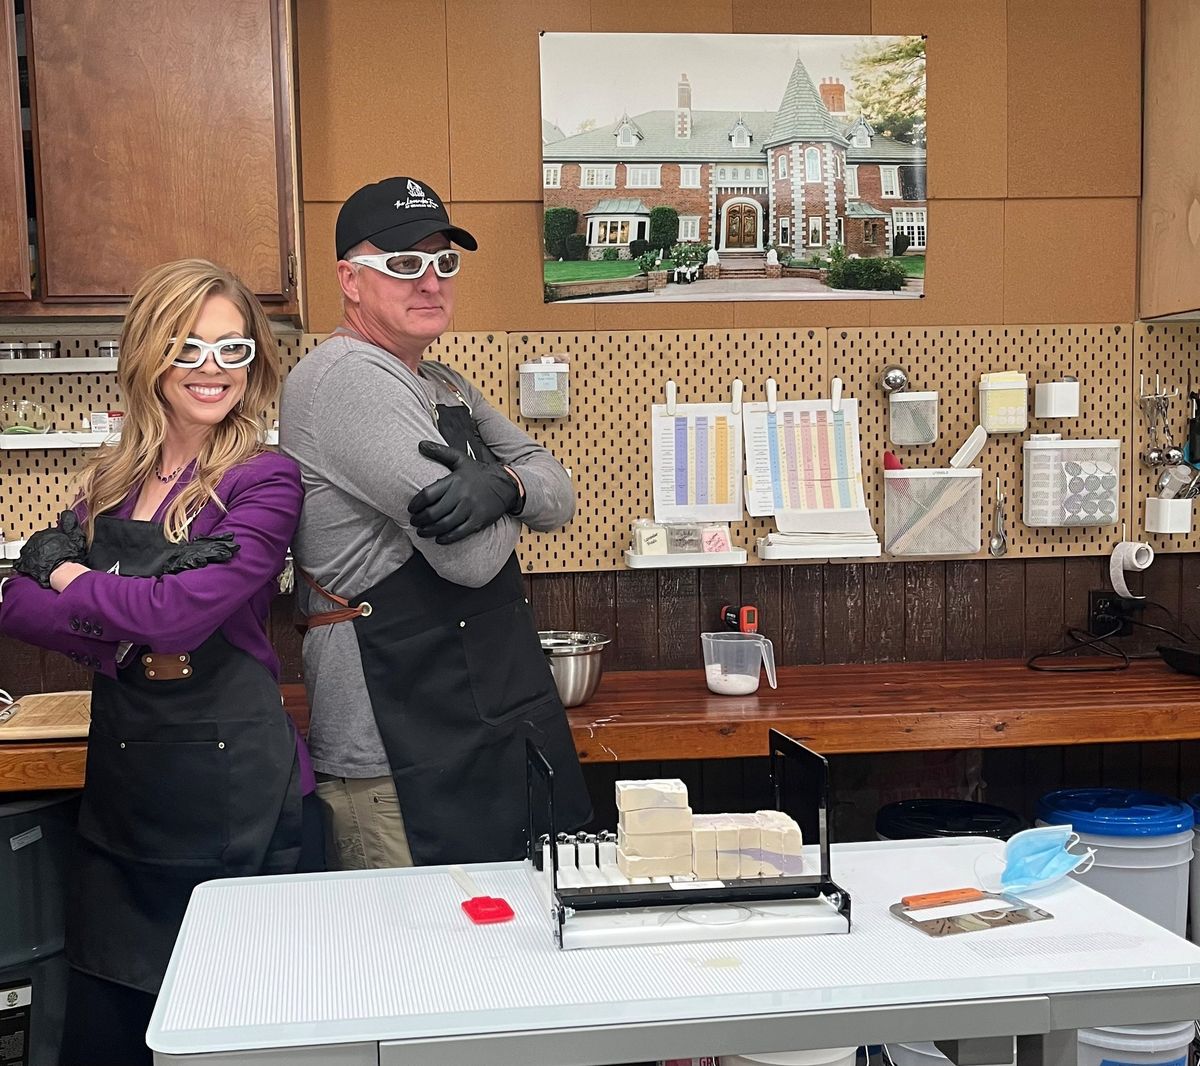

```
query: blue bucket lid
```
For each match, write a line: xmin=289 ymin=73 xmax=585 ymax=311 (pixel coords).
xmin=1037 ymin=788 xmax=1194 ymax=836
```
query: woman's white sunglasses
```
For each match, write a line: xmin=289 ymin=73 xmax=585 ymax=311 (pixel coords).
xmin=349 ymin=249 xmax=462 ymax=280
xmin=168 ymin=337 xmax=257 ymax=370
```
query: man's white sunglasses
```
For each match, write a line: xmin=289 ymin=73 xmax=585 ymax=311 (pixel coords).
xmin=349 ymin=249 xmax=462 ymax=280
xmin=168 ymin=337 xmax=257 ymax=370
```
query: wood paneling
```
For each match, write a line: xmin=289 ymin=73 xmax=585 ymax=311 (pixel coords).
xmin=1007 ymin=0 xmax=1141 ymax=199
xmin=1139 ymin=0 xmax=1200 ymax=319
xmin=301 ymin=201 xmax=341 ymax=332
xmin=589 ymin=0 xmax=734 ymax=33
xmin=0 ymin=5 xmax=29 ymax=298
xmin=29 ymin=0 xmax=292 ymax=299
xmin=733 ymin=0 xmax=870 ymax=34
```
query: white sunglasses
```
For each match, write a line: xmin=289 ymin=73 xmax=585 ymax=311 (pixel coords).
xmin=349 ymin=249 xmax=462 ymax=280
xmin=168 ymin=337 xmax=257 ymax=370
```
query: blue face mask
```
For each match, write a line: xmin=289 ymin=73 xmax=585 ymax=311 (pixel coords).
xmin=992 ymin=824 xmax=1095 ymax=894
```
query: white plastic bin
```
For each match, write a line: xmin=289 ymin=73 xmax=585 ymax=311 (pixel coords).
xmin=1188 ymin=793 xmax=1200 ymax=946
xmin=884 ymin=469 xmax=981 ymax=556
xmin=723 ymin=1047 xmax=857 ymax=1066
xmin=885 ymin=1042 xmax=1013 ymax=1066
xmin=979 ymin=377 xmax=1028 ymax=433
xmin=1077 ymin=1021 xmax=1194 ymax=1066
xmin=1023 ymin=439 xmax=1121 ymax=527
xmin=1037 ymin=789 xmax=1195 ymax=937
xmin=889 ymin=392 xmax=939 ymax=446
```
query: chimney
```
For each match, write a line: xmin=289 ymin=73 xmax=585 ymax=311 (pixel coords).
xmin=818 ymin=77 xmax=846 ymax=115
xmin=675 ymin=73 xmax=692 ymax=139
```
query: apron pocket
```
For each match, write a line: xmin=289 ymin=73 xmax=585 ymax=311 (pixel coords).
xmin=462 ymin=601 xmax=557 ymax=725
xmin=78 ymin=731 xmax=230 ymax=867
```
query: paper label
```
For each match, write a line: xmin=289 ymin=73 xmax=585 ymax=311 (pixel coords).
xmin=0 ymin=981 xmax=32 ymax=1066
xmin=9 ymin=826 xmax=41 ymax=852
xmin=533 ymin=372 xmax=558 ymax=392
xmin=669 ymin=880 xmax=724 ymax=890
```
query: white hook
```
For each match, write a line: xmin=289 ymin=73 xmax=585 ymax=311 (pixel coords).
xmin=831 ymin=376 xmax=843 ymax=413
xmin=731 ymin=378 xmax=743 ymax=415
xmin=665 ymin=379 xmax=677 ymax=417
xmin=766 ymin=377 xmax=778 ymax=415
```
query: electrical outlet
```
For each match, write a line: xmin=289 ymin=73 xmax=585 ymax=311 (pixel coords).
xmin=1088 ymin=590 xmax=1139 ymax=637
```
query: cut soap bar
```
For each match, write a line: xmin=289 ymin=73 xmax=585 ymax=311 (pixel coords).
xmin=618 ymin=826 xmax=692 ymax=858
xmin=620 ymin=806 xmax=694 ymax=834
xmin=615 ymin=778 xmax=689 ymax=811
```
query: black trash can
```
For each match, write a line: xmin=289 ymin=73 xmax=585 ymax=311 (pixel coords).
xmin=0 ymin=791 xmax=79 ymax=1066
xmin=875 ymin=798 xmax=1025 ymax=841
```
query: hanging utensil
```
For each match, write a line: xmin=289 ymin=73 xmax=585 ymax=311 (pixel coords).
xmin=989 ymin=476 xmax=1008 ymax=557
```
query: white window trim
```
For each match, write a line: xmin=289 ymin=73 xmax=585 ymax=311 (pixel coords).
xmin=891 ymin=207 xmax=927 ymax=250
xmin=618 ymin=126 xmax=637 ymax=148
xmin=804 ymin=147 xmax=822 ymax=183
xmin=836 ymin=217 xmax=844 ymax=245
xmin=779 ymin=217 xmax=791 ymax=246
xmin=543 ymin=164 xmax=561 ymax=189
xmin=845 ymin=165 xmax=858 ymax=199
xmin=733 ymin=129 xmax=750 ymax=148
xmin=880 ymin=166 xmax=900 ymax=198
xmin=807 ymin=216 xmax=822 ymax=247
xmin=580 ymin=165 xmax=616 ymax=189
xmin=625 ymin=163 xmax=661 ymax=189
xmin=678 ymin=215 xmax=701 ymax=241
xmin=777 ymin=154 xmax=788 ymax=180
xmin=679 ymin=164 xmax=701 ymax=189
xmin=587 ymin=216 xmax=646 ymax=246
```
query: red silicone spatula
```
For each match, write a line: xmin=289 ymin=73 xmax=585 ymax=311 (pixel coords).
xmin=449 ymin=866 xmax=515 ymax=924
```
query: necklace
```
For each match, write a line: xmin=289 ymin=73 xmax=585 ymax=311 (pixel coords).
xmin=155 ymin=461 xmax=186 ymax=483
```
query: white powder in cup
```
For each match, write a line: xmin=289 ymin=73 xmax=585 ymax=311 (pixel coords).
xmin=705 ymin=664 xmax=760 ymax=696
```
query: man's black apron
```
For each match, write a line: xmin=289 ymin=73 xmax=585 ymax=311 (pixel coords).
xmin=310 ymin=400 xmax=592 ymax=866
xmin=69 ymin=515 xmax=302 ymax=993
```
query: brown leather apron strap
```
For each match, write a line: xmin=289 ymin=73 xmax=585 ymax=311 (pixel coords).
xmin=296 ymin=569 xmax=373 ymax=633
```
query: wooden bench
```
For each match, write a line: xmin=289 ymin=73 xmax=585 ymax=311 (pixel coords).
xmin=2 ymin=659 xmax=1197 ymax=791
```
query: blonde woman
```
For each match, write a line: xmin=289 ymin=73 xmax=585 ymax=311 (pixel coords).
xmin=0 ymin=260 xmax=316 ymax=1065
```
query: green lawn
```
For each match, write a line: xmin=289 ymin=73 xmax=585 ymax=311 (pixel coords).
xmin=544 ymin=260 xmax=643 ymax=283
xmin=896 ymin=255 xmax=925 ymax=278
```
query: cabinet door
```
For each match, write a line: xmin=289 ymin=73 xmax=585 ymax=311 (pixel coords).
xmin=0 ymin=4 xmax=30 ymax=299
xmin=28 ymin=0 xmax=294 ymax=301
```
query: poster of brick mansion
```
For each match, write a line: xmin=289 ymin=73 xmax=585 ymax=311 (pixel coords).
xmin=540 ymin=33 xmax=926 ymax=303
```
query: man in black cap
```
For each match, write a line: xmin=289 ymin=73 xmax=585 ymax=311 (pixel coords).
xmin=280 ymin=177 xmax=591 ymax=870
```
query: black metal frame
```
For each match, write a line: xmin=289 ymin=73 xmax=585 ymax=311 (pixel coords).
xmin=525 ymin=729 xmax=851 ymax=946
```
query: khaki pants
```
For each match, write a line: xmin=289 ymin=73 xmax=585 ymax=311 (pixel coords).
xmin=314 ymin=773 xmax=414 ymax=870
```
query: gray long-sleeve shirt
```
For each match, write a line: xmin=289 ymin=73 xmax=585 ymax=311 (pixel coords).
xmin=280 ymin=334 xmax=573 ymax=777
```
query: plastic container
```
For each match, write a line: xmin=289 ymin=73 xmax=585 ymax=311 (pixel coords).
xmin=885 ymin=1041 xmax=1013 ymax=1066
xmin=1037 ymin=788 xmax=1194 ymax=936
xmin=884 ymin=469 xmax=981 ymax=556
xmin=23 ymin=341 xmax=58 ymax=360
xmin=702 ymin=632 xmax=777 ymax=696
xmin=1076 ymin=1021 xmax=1194 ymax=1066
xmin=1034 ymin=380 xmax=1081 ymax=419
xmin=1187 ymin=792 xmax=1200 ymax=946
xmin=518 ymin=356 xmax=569 ymax=418
xmin=1023 ymin=439 xmax=1121 ymax=527
xmin=876 ymin=799 xmax=1025 ymax=841
xmin=0 ymin=341 xmax=24 ymax=360
xmin=1145 ymin=496 xmax=1193 ymax=535
xmin=979 ymin=376 xmax=1028 ymax=433
xmin=722 ymin=1046 xmax=857 ymax=1066
xmin=889 ymin=391 xmax=938 ymax=446
xmin=95 ymin=339 xmax=119 ymax=360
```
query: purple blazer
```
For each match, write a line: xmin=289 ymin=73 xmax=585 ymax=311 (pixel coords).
xmin=0 ymin=451 xmax=301 ymax=683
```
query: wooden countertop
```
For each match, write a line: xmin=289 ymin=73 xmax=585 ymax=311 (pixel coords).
xmin=2 ymin=659 xmax=1199 ymax=791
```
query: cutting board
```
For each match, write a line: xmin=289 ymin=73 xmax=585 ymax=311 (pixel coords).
xmin=0 ymin=691 xmax=91 ymax=740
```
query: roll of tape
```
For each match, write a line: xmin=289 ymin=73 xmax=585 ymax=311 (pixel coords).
xmin=1109 ymin=540 xmax=1154 ymax=599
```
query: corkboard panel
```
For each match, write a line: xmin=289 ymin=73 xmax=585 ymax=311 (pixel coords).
xmin=446 ymin=0 xmax=590 ymax=204
xmin=300 ymin=201 xmax=341 ymax=334
xmin=828 ymin=325 xmax=1133 ymax=559
xmin=1131 ymin=322 xmax=1200 ymax=552
xmin=872 ymin=0 xmax=1007 ymax=200
xmin=294 ymin=0 xmax=451 ymax=203
xmin=733 ymin=0 xmax=872 ymax=35
xmin=1003 ymin=199 xmax=1138 ymax=324
xmin=1007 ymin=0 xmax=1141 ymax=199
xmin=589 ymin=0 xmax=734 ymax=33
xmin=507 ymin=330 xmax=827 ymax=571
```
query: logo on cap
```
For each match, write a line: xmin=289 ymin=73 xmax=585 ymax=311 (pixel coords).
xmin=407 ymin=179 xmax=424 ymax=197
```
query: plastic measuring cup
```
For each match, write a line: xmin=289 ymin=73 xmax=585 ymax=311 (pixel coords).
xmin=701 ymin=632 xmax=777 ymax=695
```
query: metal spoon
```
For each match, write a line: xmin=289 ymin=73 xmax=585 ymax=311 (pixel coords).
xmin=989 ymin=476 xmax=1008 ymax=557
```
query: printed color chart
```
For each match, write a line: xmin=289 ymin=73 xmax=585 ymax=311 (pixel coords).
xmin=651 ymin=403 xmax=744 ymax=523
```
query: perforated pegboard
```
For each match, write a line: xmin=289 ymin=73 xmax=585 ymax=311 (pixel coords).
xmin=829 ymin=326 xmax=1134 ymax=559
xmin=508 ymin=330 xmax=827 ymax=571
xmin=1132 ymin=322 xmax=1200 ymax=551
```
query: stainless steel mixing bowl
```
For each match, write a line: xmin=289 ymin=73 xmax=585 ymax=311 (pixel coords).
xmin=538 ymin=631 xmax=611 ymax=708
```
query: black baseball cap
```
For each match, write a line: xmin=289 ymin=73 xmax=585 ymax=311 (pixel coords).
xmin=335 ymin=177 xmax=478 ymax=260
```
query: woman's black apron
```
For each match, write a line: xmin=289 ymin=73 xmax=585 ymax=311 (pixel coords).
xmin=321 ymin=401 xmax=592 ymax=866
xmin=70 ymin=515 xmax=302 ymax=994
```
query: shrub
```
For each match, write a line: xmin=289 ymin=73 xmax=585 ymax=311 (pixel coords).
xmin=892 ymin=232 xmax=912 ymax=257
xmin=636 ymin=250 xmax=660 ymax=274
xmin=649 ymin=206 xmax=679 ymax=253
xmin=601 ymin=247 xmax=620 ymax=261
xmin=564 ymin=234 xmax=587 ymax=261
xmin=669 ymin=242 xmax=709 ymax=266
xmin=629 ymin=238 xmax=650 ymax=259
xmin=826 ymin=246 xmax=906 ymax=291
xmin=543 ymin=207 xmax=578 ymax=259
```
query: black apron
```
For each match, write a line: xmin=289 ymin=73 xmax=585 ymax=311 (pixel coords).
xmin=69 ymin=515 xmax=303 ymax=993
xmin=345 ymin=401 xmax=592 ymax=865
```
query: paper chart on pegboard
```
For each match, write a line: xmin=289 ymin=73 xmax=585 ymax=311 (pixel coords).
xmin=651 ymin=403 xmax=743 ymax=523
xmin=742 ymin=399 xmax=875 ymax=537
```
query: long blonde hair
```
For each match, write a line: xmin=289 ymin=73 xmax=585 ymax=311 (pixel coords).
xmin=77 ymin=259 xmax=281 ymax=544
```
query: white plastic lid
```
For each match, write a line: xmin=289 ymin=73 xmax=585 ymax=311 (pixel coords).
xmin=1023 ymin=438 xmax=1120 ymax=450
xmin=520 ymin=356 xmax=568 ymax=373
xmin=979 ymin=379 xmax=1028 ymax=390
xmin=890 ymin=391 xmax=937 ymax=403
xmin=885 ymin=468 xmax=980 ymax=479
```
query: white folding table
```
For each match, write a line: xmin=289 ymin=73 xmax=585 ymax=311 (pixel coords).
xmin=147 ymin=837 xmax=1200 ymax=1065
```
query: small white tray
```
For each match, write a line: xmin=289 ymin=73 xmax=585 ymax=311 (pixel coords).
xmin=0 ymin=432 xmax=115 ymax=449
xmin=0 ymin=358 xmax=118 ymax=374
xmin=757 ymin=539 xmax=882 ymax=561
xmin=624 ymin=548 xmax=747 ymax=569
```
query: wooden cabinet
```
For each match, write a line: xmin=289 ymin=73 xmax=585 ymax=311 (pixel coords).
xmin=0 ymin=3 xmax=30 ymax=298
xmin=1140 ymin=0 xmax=1200 ymax=320
xmin=13 ymin=0 xmax=296 ymax=312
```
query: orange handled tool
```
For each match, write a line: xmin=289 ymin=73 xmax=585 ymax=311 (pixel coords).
xmin=900 ymin=887 xmax=985 ymax=909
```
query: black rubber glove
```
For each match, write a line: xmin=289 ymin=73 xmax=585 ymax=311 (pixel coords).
xmin=14 ymin=510 xmax=88 ymax=588
xmin=408 ymin=440 xmax=520 ymax=545
xmin=161 ymin=533 xmax=240 ymax=574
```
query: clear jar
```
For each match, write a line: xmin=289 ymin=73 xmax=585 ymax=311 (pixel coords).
xmin=96 ymin=340 xmax=119 ymax=360
xmin=0 ymin=342 xmax=24 ymax=361
xmin=24 ymin=340 xmax=58 ymax=359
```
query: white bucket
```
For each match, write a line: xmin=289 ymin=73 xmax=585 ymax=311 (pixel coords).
xmin=722 ymin=1046 xmax=857 ymax=1066
xmin=1077 ymin=1021 xmax=1194 ymax=1066
xmin=1191 ymin=824 xmax=1200 ymax=945
xmin=885 ymin=1041 xmax=1013 ymax=1066
xmin=1036 ymin=821 xmax=1193 ymax=937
